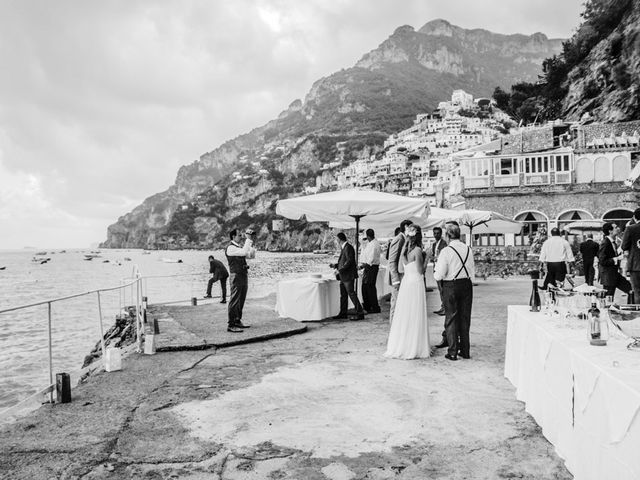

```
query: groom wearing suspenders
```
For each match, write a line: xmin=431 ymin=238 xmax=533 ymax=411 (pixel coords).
xmin=433 ymin=222 xmax=475 ymax=361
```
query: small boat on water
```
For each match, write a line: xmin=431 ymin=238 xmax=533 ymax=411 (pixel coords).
xmin=0 ymin=266 xmax=6 ymax=270
xmin=142 ymin=250 xmax=151 ymax=255
xmin=84 ymin=253 xmax=101 ymax=260
xmin=32 ymin=256 xmax=51 ymax=263
xmin=35 ymin=251 xmax=47 ymax=256
xmin=313 ymin=249 xmax=332 ymax=255
xmin=160 ymin=258 xmax=183 ymax=263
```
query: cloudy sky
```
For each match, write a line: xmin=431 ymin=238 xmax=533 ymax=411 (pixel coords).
xmin=0 ymin=0 xmax=584 ymax=249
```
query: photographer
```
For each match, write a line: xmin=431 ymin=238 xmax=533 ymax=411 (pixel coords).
xmin=224 ymin=228 xmax=257 ymax=333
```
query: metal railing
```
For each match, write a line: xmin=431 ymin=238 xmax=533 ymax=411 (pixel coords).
xmin=0 ymin=267 xmax=223 ymax=421
xmin=0 ymin=266 xmax=146 ymax=420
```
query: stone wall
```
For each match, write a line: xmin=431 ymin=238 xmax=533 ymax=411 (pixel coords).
xmin=463 ymin=188 xmax=639 ymax=221
xmin=576 ymin=121 xmax=640 ymax=147
xmin=500 ymin=126 xmax=555 ymax=155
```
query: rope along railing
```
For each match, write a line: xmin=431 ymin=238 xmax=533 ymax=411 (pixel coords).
xmin=0 ymin=267 xmax=221 ymax=421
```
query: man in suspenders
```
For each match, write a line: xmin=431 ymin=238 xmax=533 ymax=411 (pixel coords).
xmin=433 ymin=222 xmax=475 ymax=361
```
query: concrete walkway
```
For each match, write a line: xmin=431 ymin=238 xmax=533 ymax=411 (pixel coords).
xmin=149 ymin=294 xmax=307 ymax=351
xmin=0 ymin=280 xmax=572 ymax=480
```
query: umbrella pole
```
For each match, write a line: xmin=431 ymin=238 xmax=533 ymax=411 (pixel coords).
xmin=353 ymin=215 xmax=363 ymax=301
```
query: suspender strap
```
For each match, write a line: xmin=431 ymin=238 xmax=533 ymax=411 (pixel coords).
xmin=449 ymin=245 xmax=470 ymax=279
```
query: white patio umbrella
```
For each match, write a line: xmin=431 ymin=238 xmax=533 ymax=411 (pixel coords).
xmin=276 ymin=188 xmax=431 ymax=270
xmin=563 ymin=219 xmax=604 ymax=233
xmin=418 ymin=208 xmax=523 ymax=234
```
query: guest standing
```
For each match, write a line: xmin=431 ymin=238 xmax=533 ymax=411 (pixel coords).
xmin=579 ymin=234 xmax=599 ymax=286
xmin=205 ymin=255 xmax=229 ymax=302
xmin=360 ymin=228 xmax=381 ymax=314
xmin=433 ymin=222 xmax=475 ymax=361
xmin=225 ymin=228 xmax=257 ymax=333
xmin=387 ymin=219 xmax=413 ymax=324
xmin=599 ymin=222 xmax=631 ymax=300
xmin=622 ymin=208 xmax=640 ymax=303
xmin=539 ymin=227 xmax=574 ymax=289
xmin=432 ymin=226 xmax=449 ymax=349
xmin=330 ymin=232 xmax=365 ymax=320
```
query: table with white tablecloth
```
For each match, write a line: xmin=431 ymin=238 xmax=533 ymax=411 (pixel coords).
xmin=505 ymin=305 xmax=640 ymax=480
xmin=275 ymin=276 xmax=340 ymax=321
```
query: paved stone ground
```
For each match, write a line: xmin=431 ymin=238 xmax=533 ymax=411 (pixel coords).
xmin=0 ymin=279 xmax=572 ymax=480
xmin=149 ymin=294 xmax=307 ymax=351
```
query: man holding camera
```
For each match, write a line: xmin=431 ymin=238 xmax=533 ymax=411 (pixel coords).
xmin=225 ymin=228 xmax=257 ymax=333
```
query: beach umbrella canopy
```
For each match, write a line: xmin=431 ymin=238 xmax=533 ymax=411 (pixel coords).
xmin=563 ymin=219 xmax=605 ymax=233
xmin=420 ymin=208 xmax=523 ymax=235
xmin=276 ymin=189 xmax=431 ymax=275
xmin=276 ymin=189 xmax=431 ymax=225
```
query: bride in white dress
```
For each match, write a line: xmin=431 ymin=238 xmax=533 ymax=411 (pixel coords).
xmin=384 ymin=224 xmax=431 ymax=359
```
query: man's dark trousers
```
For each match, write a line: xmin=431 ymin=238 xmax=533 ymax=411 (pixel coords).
xmin=583 ymin=259 xmax=596 ymax=286
xmin=542 ymin=262 xmax=566 ymax=289
xmin=603 ymin=273 xmax=632 ymax=299
xmin=207 ymin=276 xmax=227 ymax=300
xmin=339 ymin=279 xmax=363 ymax=315
xmin=442 ymin=278 xmax=473 ymax=358
xmin=228 ymin=273 xmax=248 ymax=326
xmin=361 ymin=264 xmax=380 ymax=313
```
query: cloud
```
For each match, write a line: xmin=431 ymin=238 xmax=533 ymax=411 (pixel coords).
xmin=0 ymin=0 xmax=583 ymax=248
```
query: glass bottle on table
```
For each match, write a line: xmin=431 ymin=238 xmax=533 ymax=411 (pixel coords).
xmin=588 ymin=298 xmax=608 ymax=346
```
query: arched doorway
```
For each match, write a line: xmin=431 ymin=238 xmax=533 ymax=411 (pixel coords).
xmin=594 ymin=156 xmax=611 ymax=182
xmin=557 ymin=209 xmax=594 ymax=233
xmin=603 ymin=208 xmax=633 ymax=231
xmin=612 ymin=155 xmax=630 ymax=181
xmin=514 ymin=211 xmax=548 ymax=247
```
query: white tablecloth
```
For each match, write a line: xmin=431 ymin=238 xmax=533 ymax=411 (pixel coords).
xmin=505 ymin=305 xmax=640 ymax=480
xmin=275 ymin=277 xmax=340 ymax=321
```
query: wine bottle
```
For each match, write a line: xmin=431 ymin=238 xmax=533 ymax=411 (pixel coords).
xmin=588 ymin=299 xmax=604 ymax=345
xmin=529 ymin=279 xmax=541 ymax=312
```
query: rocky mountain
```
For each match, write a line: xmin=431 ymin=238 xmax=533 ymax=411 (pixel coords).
xmin=101 ymin=20 xmax=563 ymax=250
xmin=561 ymin=0 xmax=639 ymax=121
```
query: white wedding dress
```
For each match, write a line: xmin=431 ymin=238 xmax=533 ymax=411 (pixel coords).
xmin=384 ymin=260 xmax=431 ymax=359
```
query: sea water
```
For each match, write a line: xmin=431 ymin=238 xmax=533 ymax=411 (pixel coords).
xmin=0 ymin=248 xmax=334 ymax=413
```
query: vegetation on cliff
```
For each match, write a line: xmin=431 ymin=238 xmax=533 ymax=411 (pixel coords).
xmin=492 ymin=0 xmax=639 ymax=124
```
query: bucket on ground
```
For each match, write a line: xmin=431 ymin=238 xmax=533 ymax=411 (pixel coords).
xmin=144 ymin=334 xmax=156 ymax=355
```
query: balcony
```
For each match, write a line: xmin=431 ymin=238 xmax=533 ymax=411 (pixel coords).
xmin=524 ymin=173 xmax=550 ymax=185
xmin=494 ymin=175 xmax=519 ymax=187
xmin=465 ymin=177 xmax=490 ymax=188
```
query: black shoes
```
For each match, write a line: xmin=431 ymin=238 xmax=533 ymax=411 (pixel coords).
xmin=460 ymin=354 xmax=471 ymax=359
xmin=204 ymin=294 xmax=212 ymax=299
xmin=435 ymin=340 xmax=449 ymax=349
xmin=445 ymin=354 xmax=458 ymax=361
xmin=235 ymin=322 xmax=250 ymax=328
xmin=366 ymin=308 xmax=381 ymax=314
xmin=332 ymin=313 xmax=348 ymax=320
xmin=433 ymin=308 xmax=445 ymax=316
xmin=220 ymin=299 xmax=227 ymax=304
xmin=350 ymin=313 xmax=365 ymax=321
xmin=227 ymin=326 xmax=243 ymax=333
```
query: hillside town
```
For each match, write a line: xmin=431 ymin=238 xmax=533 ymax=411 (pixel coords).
xmin=303 ymin=89 xmax=640 ymax=249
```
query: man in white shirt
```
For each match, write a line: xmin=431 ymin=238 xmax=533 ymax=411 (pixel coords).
xmin=434 ymin=222 xmax=475 ymax=361
xmin=539 ymin=227 xmax=574 ymax=290
xmin=359 ymin=228 xmax=381 ymax=314
xmin=225 ymin=228 xmax=257 ymax=333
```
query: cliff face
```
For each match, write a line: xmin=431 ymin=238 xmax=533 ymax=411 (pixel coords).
xmin=562 ymin=1 xmax=640 ymax=121
xmin=102 ymin=20 xmax=562 ymax=250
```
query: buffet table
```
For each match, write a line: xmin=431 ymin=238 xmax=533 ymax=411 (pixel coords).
xmin=275 ymin=276 xmax=340 ymax=321
xmin=276 ymin=266 xmax=393 ymax=321
xmin=505 ymin=305 xmax=640 ymax=480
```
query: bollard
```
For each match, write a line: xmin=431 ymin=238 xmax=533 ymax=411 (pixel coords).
xmin=153 ymin=318 xmax=160 ymax=334
xmin=191 ymin=297 xmax=198 ymax=306
xmin=144 ymin=334 xmax=156 ymax=355
xmin=56 ymin=372 xmax=72 ymax=403
xmin=142 ymin=296 xmax=148 ymax=324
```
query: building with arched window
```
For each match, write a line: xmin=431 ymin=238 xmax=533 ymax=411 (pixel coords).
xmin=455 ymin=120 xmax=640 ymax=247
